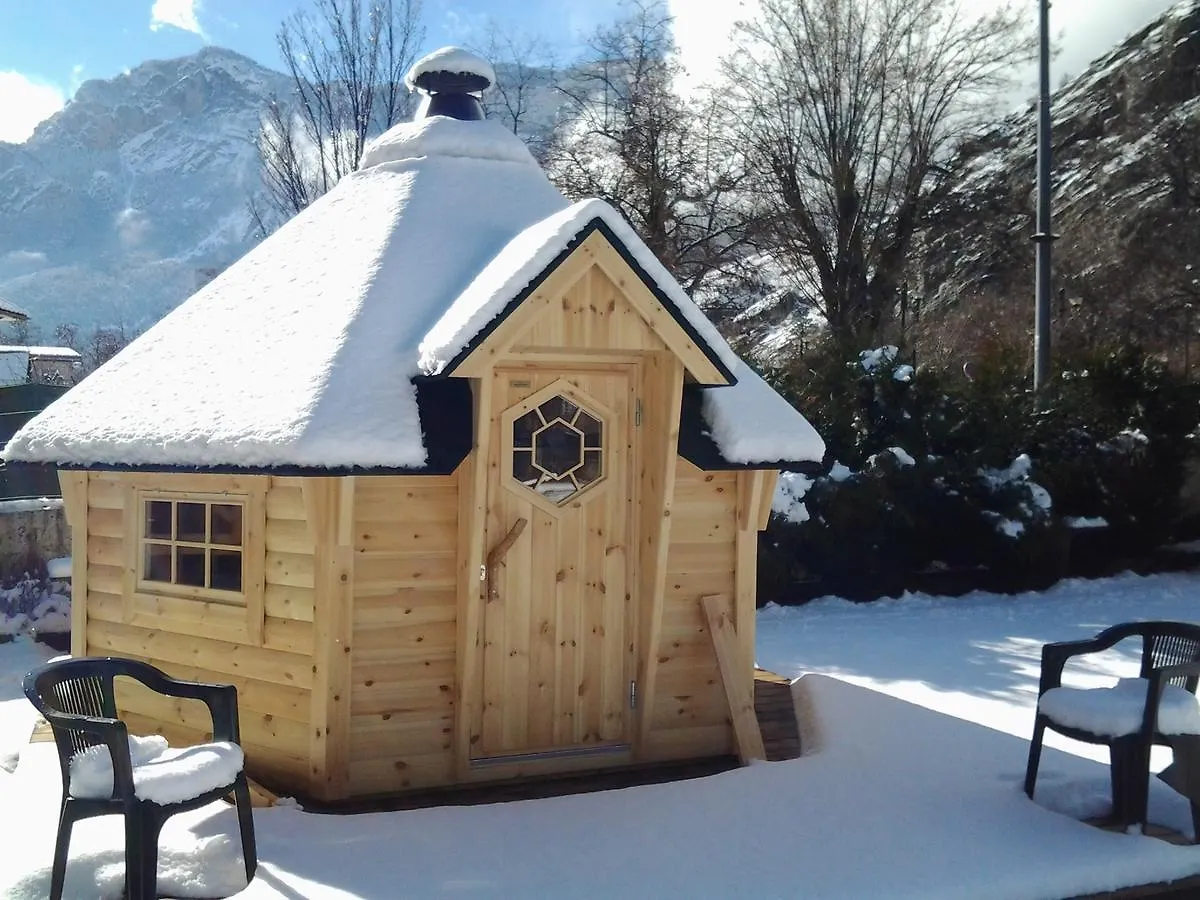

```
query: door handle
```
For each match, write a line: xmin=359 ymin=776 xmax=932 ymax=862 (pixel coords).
xmin=483 ymin=517 xmax=528 ymax=601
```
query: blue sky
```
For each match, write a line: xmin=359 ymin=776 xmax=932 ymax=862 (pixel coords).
xmin=0 ymin=0 xmax=621 ymax=142
xmin=0 ymin=0 xmax=1180 ymax=144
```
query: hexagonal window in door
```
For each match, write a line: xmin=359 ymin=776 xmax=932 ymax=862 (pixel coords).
xmin=512 ymin=395 xmax=604 ymax=504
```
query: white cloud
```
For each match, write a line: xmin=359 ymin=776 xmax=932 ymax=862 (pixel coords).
xmin=669 ymin=0 xmax=1182 ymax=98
xmin=150 ymin=0 xmax=206 ymax=38
xmin=116 ymin=207 xmax=152 ymax=249
xmin=0 ymin=72 xmax=65 ymax=144
xmin=3 ymin=250 xmax=47 ymax=266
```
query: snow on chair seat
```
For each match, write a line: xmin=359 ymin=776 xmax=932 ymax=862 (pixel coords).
xmin=70 ymin=738 xmax=245 ymax=804
xmin=67 ymin=734 xmax=167 ymax=795
xmin=1039 ymin=678 xmax=1200 ymax=737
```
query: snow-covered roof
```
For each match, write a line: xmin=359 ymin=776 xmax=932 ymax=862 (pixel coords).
xmin=0 ymin=298 xmax=28 ymax=322
xmin=702 ymin=361 xmax=824 ymax=465
xmin=5 ymin=116 xmax=565 ymax=470
xmin=0 ymin=346 xmax=81 ymax=359
xmin=4 ymin=92 xmax=822 ymax=470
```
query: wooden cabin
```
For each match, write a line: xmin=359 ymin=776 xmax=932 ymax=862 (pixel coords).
xmin=3 ymin=49 xmax=824 ymax=802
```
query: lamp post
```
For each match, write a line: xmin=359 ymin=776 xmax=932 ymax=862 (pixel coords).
xmin=1032 ymin=0 xmax=1054 ymax=391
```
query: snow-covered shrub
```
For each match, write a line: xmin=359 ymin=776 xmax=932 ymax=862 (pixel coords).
xmin=1 ymin=555 xmax=72 ymax=642
xmin=758 ymin=340 xmax=1200 ymax=601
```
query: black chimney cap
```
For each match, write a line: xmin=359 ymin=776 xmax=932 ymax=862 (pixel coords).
xmin=411 ymin=69 xmax=492 ymax=95
xmin=405 ymin=48 xmax=495 ymax=122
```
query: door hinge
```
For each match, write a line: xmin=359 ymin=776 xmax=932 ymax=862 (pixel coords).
xmin=635 ymin=399 xmax=642 ymax=427
xmin=629 ymin=680 xmax=637 ymax=710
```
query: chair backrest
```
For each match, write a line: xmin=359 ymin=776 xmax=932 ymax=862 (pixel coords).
xmin=24 ymin=657 xmax=166 ymax=760
xmin=1136 ymin=622 xmax=1200 ymax=692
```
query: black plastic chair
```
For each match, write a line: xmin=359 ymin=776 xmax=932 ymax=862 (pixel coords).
xmin=1024 ymin=621 xmax=1200 ymax=839
xmin=23 ymin=656 xmax=257 ymax=900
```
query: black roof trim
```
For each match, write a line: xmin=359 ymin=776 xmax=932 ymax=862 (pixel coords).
xmin=677 ymin=385 xmax=824 ymax=475
xmin=49 ymin=377 xmax=474 ymax=478
xmin=441 ymin=217 xmax=737 ymax=385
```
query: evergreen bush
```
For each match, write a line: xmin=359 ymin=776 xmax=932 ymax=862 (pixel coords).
xmin=760 ymin=341 xmax=1200 ymax=602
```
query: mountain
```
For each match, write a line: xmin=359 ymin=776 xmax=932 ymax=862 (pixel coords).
xmin=0 ymin=47 xmax=293 ymax=336
xmin=917 ymin=0 xmax=1200 ymax=359
xmin=0 ymin=48 xmax=573 ymax=340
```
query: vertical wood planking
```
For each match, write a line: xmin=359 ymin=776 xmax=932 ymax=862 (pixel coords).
xmin=555 ymin=500 xmax=581 ymax=745
xmin=120 ymin=481 xmax=138 ymax=623
xmin=479 ymin=371 xmax=507 ymax=755
xmin=455 ymin=376 xmax=492 ymax=775
xmin=634 ymin=353 xmax=685 ymax=753
xmin=305 ymin=477 xmax=355 ymax=800
xmin=527 ymin=507 xmax=558 ymax=749
xmin=502 ymin=484 xmax=533 ymax=751
xmin=734 ymin=470 xmax=768 ymax=674
xmin=477 ymin=364 xmax=635 ymax=756
xmin=243 ymin=482 xmax=269 ymax=645
xmin=587 ymin=374 xmax=608 ymax=744
xmin=59 ymin=471 xmax=89 ymax=658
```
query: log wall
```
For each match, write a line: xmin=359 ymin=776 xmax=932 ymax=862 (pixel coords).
xmin=69 ymin=471 xmax=316 ymax=791
xmin=346 ymin=474 xmax=459 ymax=795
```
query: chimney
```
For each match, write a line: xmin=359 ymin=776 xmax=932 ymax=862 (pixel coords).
xmin=406 ymin=48 xmax=495 ymax=122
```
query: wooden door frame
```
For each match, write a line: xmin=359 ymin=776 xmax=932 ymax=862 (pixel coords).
xmin=454 ymin=357 xmax=643 ymax=780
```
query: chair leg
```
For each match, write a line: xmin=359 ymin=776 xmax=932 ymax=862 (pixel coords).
xmin=138 ymin=808 xmax=163 ymax=900
xmin=1110 ymin=738 xmax=1150 ymax=831
xmin=1130 ymin=742 xmax=1153 ymax=835
xmin=124 ymin=808 xmax=143 ymax=900
xmin=1110 ymin=743 xmax=1128 ymax=825
xmin=49 ymin=802 xmax=75 ymax=900
xmin=1025 ymin=719 xmax=1046 ymax=798
xmin=233 ymin=774 xmax=258 ymax=883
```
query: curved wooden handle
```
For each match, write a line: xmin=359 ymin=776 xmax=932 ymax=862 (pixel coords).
xmin=483 ymin=517 xmax=528 ymax=601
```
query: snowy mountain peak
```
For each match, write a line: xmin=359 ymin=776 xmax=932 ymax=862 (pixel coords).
xmin=0 ymin=48 xmax=293 ymax=336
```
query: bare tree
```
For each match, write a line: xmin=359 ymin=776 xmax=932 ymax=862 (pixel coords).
xmin=0 ymin=318 xmax=34 ymax=346
xmin=53 ymin=323 xmax=80 ymax=352
xmin=723 ymin=0 xmax=1034 ymax=347
xmin=84 ymin=325 xmax=132 ymax=374
xmin=255 ymin=0 xmax=425 ymax=230
xmin=477 ymin=25 xmax=560 ymax=161
xmin=546 ymin=0 xmax=757 ymax=293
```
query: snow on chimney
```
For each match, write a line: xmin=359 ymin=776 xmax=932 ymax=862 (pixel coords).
xmin=405 ymin=47 xmax=496 ymax=122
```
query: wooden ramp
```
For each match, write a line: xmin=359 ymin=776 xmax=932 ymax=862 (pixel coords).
xmin=754 ymin=668 xmax=802 ymax=761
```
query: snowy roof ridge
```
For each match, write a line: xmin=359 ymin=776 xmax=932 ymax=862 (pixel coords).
xmin=358 ymin=116 xmax=538 ymax=170
xmin=420 ymin=198 xmax=740 ymax=379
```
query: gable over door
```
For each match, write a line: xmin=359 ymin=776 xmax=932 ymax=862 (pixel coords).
xmin=474 ymin=365 xmax=637 ymax=762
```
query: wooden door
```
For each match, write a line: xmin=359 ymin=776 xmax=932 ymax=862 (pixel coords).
xmin=477 ymin=367 xmax=636 ymax=762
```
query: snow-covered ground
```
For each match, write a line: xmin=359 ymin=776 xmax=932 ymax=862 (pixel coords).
xmin=1 ymin=571 xmax=1199 ymax=899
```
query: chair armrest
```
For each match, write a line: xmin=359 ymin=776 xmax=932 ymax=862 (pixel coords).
xmin=1039 ymin=636 xmax=1112 ymax=696
xmin=129 ymin=669 xmax=241 ymax=744
xmin=1038 ymin=624 xmax=1148 ymax=696
xmin=44 ymin=710 xmax=136 ymax=800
